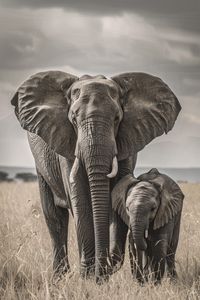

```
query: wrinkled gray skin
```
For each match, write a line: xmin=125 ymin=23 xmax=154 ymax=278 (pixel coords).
xmin=11 ymin=71 xmax=181 ymax=283
xmin=111 ymin=169 xmax=184 ymax=283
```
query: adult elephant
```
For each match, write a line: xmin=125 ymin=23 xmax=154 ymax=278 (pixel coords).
xmin=11 ymin=70 xmax=181 ymax=282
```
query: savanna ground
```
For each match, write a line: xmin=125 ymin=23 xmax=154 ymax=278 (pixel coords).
xmin=0 ymin=182 xmax=199 ymax=300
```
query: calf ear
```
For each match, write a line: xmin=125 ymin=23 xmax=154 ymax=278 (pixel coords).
xmin=11 ymin=71 xmax=78 ymax=159
xmin=153 ymin=177 xmax=184 ymax=230
xmin=138 ymin=170 xmax=184 ymax=230
xmin=111 ymin=175 xmax=139 ymax=225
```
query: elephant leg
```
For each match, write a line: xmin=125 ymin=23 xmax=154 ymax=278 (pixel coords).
xmin=37 ymin=171 xmax=70 ymax=275
xmin=110 ymin=211 xmax=128 ymax=271
xmin=150 ymin=239 xmax=167 ymax=283
xmin=128 ymin=232 xmax=136 ymax=277
xmin=151 ymin=257 xmax=165 ymax=283
xmin=166 ymin=214 xmax=181 ymax=279
xmin=166 ymin=252 xmax=177 ymax=279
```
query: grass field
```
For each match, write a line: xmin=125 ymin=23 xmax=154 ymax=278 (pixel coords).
xmin=0 ymin=182 xmax=200 ymax=299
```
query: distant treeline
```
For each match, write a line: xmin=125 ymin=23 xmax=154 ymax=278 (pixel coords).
xmin=0 ymin=171 xmax=37 ymax=182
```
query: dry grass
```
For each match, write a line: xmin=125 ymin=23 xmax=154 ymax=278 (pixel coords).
xmin=0 ymin=182 xmax=200 ymax=299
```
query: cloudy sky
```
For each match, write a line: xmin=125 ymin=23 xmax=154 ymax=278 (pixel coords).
xmin=0 ymin=0 xmax=199 ymax=168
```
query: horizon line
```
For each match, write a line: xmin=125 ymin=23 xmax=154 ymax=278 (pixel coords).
xmin=1 ymin=165 xmax=200 ymax=169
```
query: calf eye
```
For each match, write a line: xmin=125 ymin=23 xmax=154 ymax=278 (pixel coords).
xmin=114 ymin=116 xmax=119 ymax=124
xmin=71 ymin=113 xmax=77 ymax=126
xmin=151 ymin=205 xmax=156 ymax=212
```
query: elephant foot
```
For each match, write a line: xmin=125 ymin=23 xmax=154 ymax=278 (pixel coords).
xmin=53 ymin=259 xmax=71 ymax=279
xmin=80 ymin=258 xmax=111 ymax=284
xmin=137 ymin=278 xmax=146 ymax=286
xmin=109 ymin=253 xmax=124 ymax=274
xmin=80 ymin=258 xmax=95 ymax=279
xmin=135 ymin=266 xmax=148 ymax=285
xmin=80 ymin=266 xmax=95 ymax=279
xmin=153 ymin=271 xmax=163 ymax=285
xmin=95 ymin=263 xmax=111 ymax=285
xmin=136 ymin=274 xmax=147 ymax=285
xmin=96 ymin=276 xmax=109 ymax=285
xmin=52 ymin=265 xmax=71 ymax=285
xmin=95 ymin=272 xmax=109 ymax=285
xmin=167 ymin=269 xmax=178 ymax=283
xmin=154 ymin=279 xmax=162 ymax=285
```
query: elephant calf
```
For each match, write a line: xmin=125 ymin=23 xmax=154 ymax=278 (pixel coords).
xmin=111 ymin=168 xmax=184 ymax=283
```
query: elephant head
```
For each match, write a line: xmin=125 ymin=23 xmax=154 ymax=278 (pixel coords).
xmin=11 ymin=70 xmax=181 ymax=280
xmin=111 ymin=169 xmax=184 ymax=251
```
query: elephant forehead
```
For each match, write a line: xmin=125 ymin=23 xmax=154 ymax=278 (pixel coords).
xmin=79 ymin=74 xmax=106 ymax=80
xmin=72 ymin=77 xmax=118 ymax=91
xmin=131 ymin=182 xmax=158 ymax=199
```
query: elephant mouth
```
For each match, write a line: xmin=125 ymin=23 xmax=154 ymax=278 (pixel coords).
xmin=69 ymin=155 xmax=118 ymax=183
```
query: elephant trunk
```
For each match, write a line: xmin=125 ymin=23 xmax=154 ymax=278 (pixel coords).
xmin=84 ymin=144 xmax=115 ymax=282
xmin=130 ymin=210 xmax=148 ymax=251
xmin=88 ymin=164 xmax=110 ymax=280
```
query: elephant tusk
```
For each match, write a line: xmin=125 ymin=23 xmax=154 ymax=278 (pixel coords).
xmin=69 ymin=157 xmax=79 ymax=184
xmin=142 ymin=251 xmax=147 ymax=270
xmin=107 ymin=156 xmax=118 ymax=178
xmin=145 ymin=229 xmax=148 ymax=239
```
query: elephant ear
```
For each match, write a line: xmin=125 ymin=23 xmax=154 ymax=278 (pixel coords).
xmin=138 ymin=168 xmax=184 ymax=230
xmin=111 ymin=73 xmax=181 ymax=161
xmin=111 ymin=174 xmax=139 ymax=225
xmin=11 ymin=71 xmax=78 ymax=158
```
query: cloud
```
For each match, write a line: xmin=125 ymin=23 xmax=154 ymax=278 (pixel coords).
xmin=1 ymin=8 xmax=199 ymax=75
xmin=165 ymin=43 xmax=200 ymax=65
xmin=0 ymin=9 xmax=105 ymax=72
xmin=185 ymin=114 xmax=200 ymax=125
xmin=1 ymin=0 xmax=200 ymax=16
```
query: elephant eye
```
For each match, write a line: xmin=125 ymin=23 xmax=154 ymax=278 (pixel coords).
xmin=72 ymin=88 xmax=80 ymax=100
xmin=110 ymin=87 xmax=117 ymax=99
